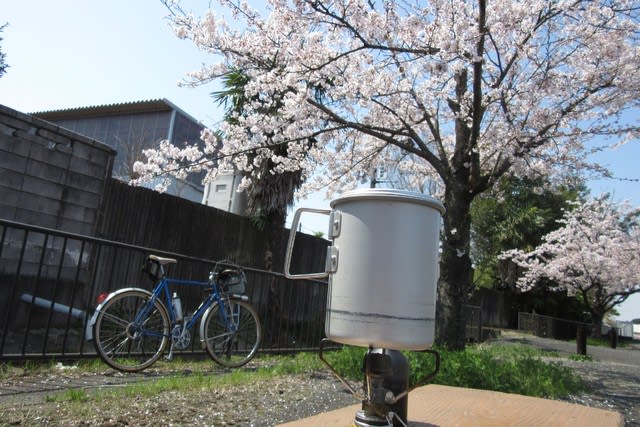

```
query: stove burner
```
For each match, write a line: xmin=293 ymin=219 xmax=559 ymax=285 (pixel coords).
xmin=319 ymin=339 xmax=440 ymax=427
xmin=355 ymin=409 xmax=394 ymax=427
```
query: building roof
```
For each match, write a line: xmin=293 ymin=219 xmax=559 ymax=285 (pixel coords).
xmin=31 ymin=98 xmax=202 ymax=125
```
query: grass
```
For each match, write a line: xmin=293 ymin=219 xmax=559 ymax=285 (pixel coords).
xmin=435 ymin=347 xmax=584 ymax=398
xmin=4 ymin=342 xmax=586 ymax=406
xmin=320 ymin=343 xmax=586 ymax=399
xmin=45 ymin=388 xmax=90 ymax=403
xmin=9 ymin=353 xmax=325 ymax=405
xmin=568 ymin=335 xmax=632 ymax=348
xmin=585 ymin=336 xmax=629 ymax=348
xmin=569 ymin=354 xmax=593 ymax=362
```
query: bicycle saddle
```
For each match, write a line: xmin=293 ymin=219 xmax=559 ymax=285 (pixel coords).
xmin=148 ymin=255 xmax=177 ymax=265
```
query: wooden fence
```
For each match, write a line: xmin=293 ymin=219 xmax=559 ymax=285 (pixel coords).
xmin=97 ymin=180 xmax=327 ymax=275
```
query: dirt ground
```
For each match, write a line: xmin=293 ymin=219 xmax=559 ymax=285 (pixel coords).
xmin=0 ymin=366 xmax=358 ymax=426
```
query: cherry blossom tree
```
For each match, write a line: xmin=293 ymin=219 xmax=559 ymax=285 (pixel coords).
xmin=0 ymin=23 xmax=8 ymax=79
xmin=471 ymin=176 xmax=585 ymax=290
xmin=136 ymin=0 xmax=640 ymax=348
xmin=503 ymin=195 xmax=640 ymax=336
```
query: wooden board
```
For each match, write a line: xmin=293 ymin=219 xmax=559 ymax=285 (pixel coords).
xmin=278 ymin=384 xmax=624 ymax=427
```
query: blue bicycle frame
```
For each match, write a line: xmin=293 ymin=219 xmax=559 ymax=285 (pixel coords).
xmin=92 ymin=255 xmax=260 ymax=373
xmin=139 ymin=276 xmax=237 ymax=336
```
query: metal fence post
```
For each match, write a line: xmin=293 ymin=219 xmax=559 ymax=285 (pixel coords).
xmin=576 ymin=326 xmax=587 ymax=356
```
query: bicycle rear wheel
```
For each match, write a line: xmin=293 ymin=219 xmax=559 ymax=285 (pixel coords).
xmin=201 ymin=298 xmax=262 ymax=368
xmin=93 ymin=289 xmax=170 ymax=372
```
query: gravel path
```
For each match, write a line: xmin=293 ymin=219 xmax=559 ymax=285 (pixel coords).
xmin=559 ymin=359 xmax=640 ymax=426
xmin=493 ymin=331 xmax=640 ymax=426
xmin=0 ymin=369 xmax=359 ymax=426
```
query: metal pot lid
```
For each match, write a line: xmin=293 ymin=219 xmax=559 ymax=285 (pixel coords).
xmin=330 ymin=188 xmax=445 ymax=214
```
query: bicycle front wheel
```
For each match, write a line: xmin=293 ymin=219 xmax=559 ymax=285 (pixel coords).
xmin=93 ymin=289 xmax=170 ymax=372
xmin=202 ymin=298 xmax=262 ymax=368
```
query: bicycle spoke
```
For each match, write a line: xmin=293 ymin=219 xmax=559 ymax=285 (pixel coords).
xmin=202 ymin=299 xmax=261 ymax=368
xmin=93 ymin=290 xmax=169 ymax=372
xmin=99 ymin=310 xmax=132 ymax=328
xmin=107 ymin=336 xmax=133 ymax=356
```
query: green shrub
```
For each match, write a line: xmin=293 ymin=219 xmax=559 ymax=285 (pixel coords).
xmin=322 ymin=344 xmax=585 ymax=399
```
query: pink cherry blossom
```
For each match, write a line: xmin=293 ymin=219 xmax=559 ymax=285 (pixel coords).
xmin=503 ymin=195 xmax=640 ymax=333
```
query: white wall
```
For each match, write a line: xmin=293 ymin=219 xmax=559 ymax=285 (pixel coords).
xmin=202 ymin=173 xmax=248 ymax=215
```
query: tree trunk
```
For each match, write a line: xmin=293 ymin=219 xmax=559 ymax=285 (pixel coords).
xmin=591 ymin=311 xmax=605 ymax=339
xmin=435 ymin=186 xmax=473 ymax=350
xmin=264 ymin=210 xmax=287 ymax=270
xmin=584 ymin=288 xmax=607 ymax=339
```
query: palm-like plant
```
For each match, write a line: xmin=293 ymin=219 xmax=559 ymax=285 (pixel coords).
xmin=212 ymin=68 xmax=304 ymax=230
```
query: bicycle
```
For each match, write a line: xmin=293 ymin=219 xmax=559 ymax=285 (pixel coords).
xmin=92 ymin=254 xmax=262 ymax=372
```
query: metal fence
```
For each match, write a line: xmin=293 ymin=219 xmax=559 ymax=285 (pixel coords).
xmin=517 ymin=312 xmax=591 ymax=340
xmin=465 ymin=305 xmax=482 ymax=342
xmin=0 ymin=218 xmax=329 ymax=360
xmin=1 ymin=218 xmax=487 ymax=360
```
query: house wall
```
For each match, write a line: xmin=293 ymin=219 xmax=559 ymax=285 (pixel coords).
xmin=42 ymin=110 xmax=172 ymax=181
xmin=36 ymin=106 xmax=206 ymax=203
xmin=202 ymin=172 xmax=248 ymax=215
xmin=0 ymin=104 xmax=115 ymax=234
xmin=606 ymin=321 xmax=635 ymax=338
xmin=0 ymin=104 xmax=115 ymax=280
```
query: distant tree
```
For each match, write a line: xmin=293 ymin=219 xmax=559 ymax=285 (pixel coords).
xmin=114 ymin=130 xmax=155 ymax=181
xmin=0 ymin=23 xmax=8 ymax=79
xmin=471 ymin=176 xmax=585 ymax=289
xmin=503 ymin=195 xmax=640 ymax=336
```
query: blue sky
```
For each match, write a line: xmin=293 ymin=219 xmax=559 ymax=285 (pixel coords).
xmin=1 ymin=1 xmax=638 ymax=321
xmin=0 ymin=1 xmax=221 ymax=125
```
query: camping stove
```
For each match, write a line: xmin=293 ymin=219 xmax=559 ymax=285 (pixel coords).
xmin=284 ymin=189 xmax=445 ymax=426
xmin=319 ymin=340 xmax=440 ymax=427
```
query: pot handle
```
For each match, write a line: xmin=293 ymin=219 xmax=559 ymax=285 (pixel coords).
xmin=284 ymin=207 xmax=333 ymax=279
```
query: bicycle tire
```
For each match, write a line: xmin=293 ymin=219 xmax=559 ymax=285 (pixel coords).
xmin=93 ymin=289 xmax=170 ymax=372
xmin=201 ymin=298 xmax=262 ymax=368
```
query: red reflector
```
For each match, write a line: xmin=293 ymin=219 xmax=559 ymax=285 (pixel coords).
xmin=95 ymin=292 xmax=109 ymax=305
